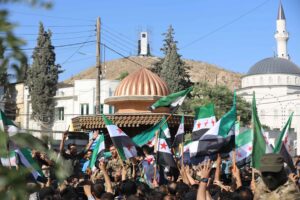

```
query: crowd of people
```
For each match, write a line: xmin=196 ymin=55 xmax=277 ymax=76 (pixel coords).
xmin=3 ymin=130 xmax=300 ymax=200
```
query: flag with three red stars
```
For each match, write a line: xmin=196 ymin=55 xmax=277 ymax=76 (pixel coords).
xmin=156 ymin=127 xmax=176 ymax=167
xmin=192 ymin=103 xmax=216 ymax=141
xmin=102 ymin=114 xmax=137 ymax=161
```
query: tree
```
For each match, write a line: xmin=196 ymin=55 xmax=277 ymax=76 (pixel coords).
xmin=26 ymin=23 xmax=62 ymax=128
xmin=117 ymin=71 xmax=129 ymax=80
xmin=0 ymin=10 xmax=28 ymax=86
xmin=152 ymin=25 xmax=191 ymax=93
xmin=182 ymin=82 xmax=251 ymax=126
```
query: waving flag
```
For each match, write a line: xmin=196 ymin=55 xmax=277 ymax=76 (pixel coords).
xmin=251 ymin=92 xmax=273 ymax=169
xmin=190 ymin=93 xmax=236 ymax=158
xmin=89 ymin=134 xmax=105 ymax=171
xmin=133 ymin=116 xmax=170 ymax=147
xmin=150 ymin=87 xmax=193 ymax=113
xmin=16 ymin=148 xmax=46 ymax=182
xmin=273 ymin=113 xmax=296 ymax=172
xmin=0 ymin=110 xmax=17 ymax=157
xmin=102 ymin=115 xmax=137 ymax=161
xmin=156 ymin=128 xmax=176 ymax=167
xmin=0 ymin=150 xmax=17 ymax=167
xmin=172 ymin=115 xmax=185 ymax=148
xmin=192 ymin=103 xmax=216 ymax=141
xmin=235 ymin=129 xmax=253 ymax=167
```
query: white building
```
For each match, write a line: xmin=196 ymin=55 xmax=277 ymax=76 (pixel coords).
xmin=238 ymin=2 xmax=300 ymax=155
xmin=18 ymin=79 xmax=119 ymax=139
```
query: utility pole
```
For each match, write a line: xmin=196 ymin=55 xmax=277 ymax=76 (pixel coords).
xmin=96 ymin=17 xmax=101 ymax=115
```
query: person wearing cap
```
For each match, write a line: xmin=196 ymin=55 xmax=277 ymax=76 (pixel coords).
xmin=254 ymin=153 xmax=300 ymax=200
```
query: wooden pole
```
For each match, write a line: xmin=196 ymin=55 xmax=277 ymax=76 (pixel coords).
xmin=95 ymin=17 xmax=102 ymax=115
xmin=232 ymin=149 xmax=236 ymax=171
xmin=153 ymin=113 xmax=174 ymax=182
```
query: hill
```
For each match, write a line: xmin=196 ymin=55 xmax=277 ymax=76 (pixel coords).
xmin=63 ymin=56 xmax=241 ymax=90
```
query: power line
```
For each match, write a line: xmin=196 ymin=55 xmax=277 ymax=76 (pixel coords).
xmin=19 ymin=24 xmax=95 ymax=28
xmin=181 ymin=0 xmax=271 ymax=49
xmin=61 ymin=34 xmax=95 ymax=65
xmin=24 ymin=34 xmax=96 ymax=42
xmin=11 ymin=11 xmax=94 ymax=22
xmin=102 ymin=43 xmax=144 ymax=68
xmin=6 ymin=40 xmax=96 ymax=51
xmin=102 ymin=31 xmax=136 ymax=50
xmin=102 ymin=25 xmax=137 ymax=45
xmin=62 ymin=56 xmax=95 ymax=65
xmin=102 ymin=38 xmax=132 ymax=55
xmin=20 ymin=30 xmax=95 ymax=36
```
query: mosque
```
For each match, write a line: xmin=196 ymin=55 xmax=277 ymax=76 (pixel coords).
xmin=237 ymin=2 xmax=300 ymax=155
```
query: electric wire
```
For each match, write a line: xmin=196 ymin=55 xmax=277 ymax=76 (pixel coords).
xmin=181 ymin=0 xmax=271 ymax=49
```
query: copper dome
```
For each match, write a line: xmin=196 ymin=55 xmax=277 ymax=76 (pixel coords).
xmin=114 ymin=68 xmax=170 ymax=96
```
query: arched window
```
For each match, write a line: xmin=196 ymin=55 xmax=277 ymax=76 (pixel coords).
xmin=260 ymin=109 xmax=265 ymax=121
xmin=260 ymin=77 xmax=263 ymax=85
xmin=278 ymin=76 xmax=281 ymax=84
xmin=268 ymin=76 xmax=273 ymax=84
xmin=274 ymin=109 xmax=278 ymax=120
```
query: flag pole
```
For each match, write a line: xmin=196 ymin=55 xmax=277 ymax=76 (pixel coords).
xmin=153 ymin=129 xmax=160 ymax=182
xmin=153 ymin=112 xmax=176 ymax=182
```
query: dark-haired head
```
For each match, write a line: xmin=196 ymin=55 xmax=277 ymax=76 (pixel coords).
xmin=232 ymin=186 xmax=253 ymax=200
xmin=120 ymin=180 xmax=137 ymax=197
xmin=91 ymin=182 xmax=105 ymax=199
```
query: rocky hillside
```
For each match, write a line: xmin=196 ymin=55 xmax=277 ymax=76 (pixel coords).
xmin=63 ymin=56 xmax=241 ymax=90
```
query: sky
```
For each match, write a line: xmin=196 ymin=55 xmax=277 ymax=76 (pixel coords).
xmin=4 ymin=0 xmax=300 ymax=81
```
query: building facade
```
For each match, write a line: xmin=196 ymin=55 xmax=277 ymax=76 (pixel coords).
xmin=14 ymin=79 xmax=119 ymax=139
xmin=238 ymin=2 xmax=300 ymax=155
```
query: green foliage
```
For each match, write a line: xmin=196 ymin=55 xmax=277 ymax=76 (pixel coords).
xmin=0 ymin=10 xmax=27 ymax=85
xmin=118 ymin=71 xmax=129 ymax=80
xmin=0 ymin=167 xmax=31 ymax=200
xmin=153 ymin=25 xmax=191 ymax=93
xmin=183 ymin=82 xmax=251 ymax=126
xmin=26 ymin=23 xmax=62 ymax=125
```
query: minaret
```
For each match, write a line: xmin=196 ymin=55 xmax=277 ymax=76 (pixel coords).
xmin=274 ymin=1 xmax=289 ymax=59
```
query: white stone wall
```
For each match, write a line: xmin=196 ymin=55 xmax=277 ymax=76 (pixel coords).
xmin=241 ymin=74 xmax=300 ymax=88
xmin=239 ymin=74 xmax=300 ymax=155
xmin=21 ymin=79 xmax=120 ymax=137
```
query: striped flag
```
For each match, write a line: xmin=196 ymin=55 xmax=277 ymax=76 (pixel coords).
xmin=251 ymin=92 xmax=273 ymax=169
xmin=89 ymin=134 xmax=105 ymax=171
xmin=235 ymin=129 xmax=253 ymax=167
xmin=150 ymin=87 xmax=193 ymax=113
xmin=132 ymin=116 xmax=169 ymax=147
xmin=0 ymin=150 xmax=17 ymax=167
xmin=189 ymin=93 xmax=236 ymax=158
xmin=192 ymin=104 xmax=216 ymax=141
xmin=0 ymin=109 xmax=18 ymax=137
xmin=102 ymin=115 xmax=137 ymax=161
xmin=172 ymin=115 xmax=184 ymax=147
xmin=0 ymin=110 xmax=16 ymax=157
xmin=156 ymin=128 xmax=176 ymax=167
xmin=273 ymin=113 xmax=296 ymax=172
xmin=16 ymin=148 xmax=45 ymax=182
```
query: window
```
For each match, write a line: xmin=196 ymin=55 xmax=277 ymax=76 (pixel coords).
xmin=268 ymin=76 xmax=273 ymax=84
xmin=274 ymin=109 xmax=278 ymax=120
xmin=109 ymin=88 xmax=113 ymax=97
xmin=260 ymin=77 xmax=263 ymax=85
xmin=80 ymin=104 xmax=89 ymax=115
xmin=55 ymin=107 xmax=64 ymax=120
xmin=94 ymin=104 xmax=104 ymax=114
xmin=142 ymin=33 xmax=146 ymax=38
xmin=109 ymin=106 xmax=114 ymax=114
